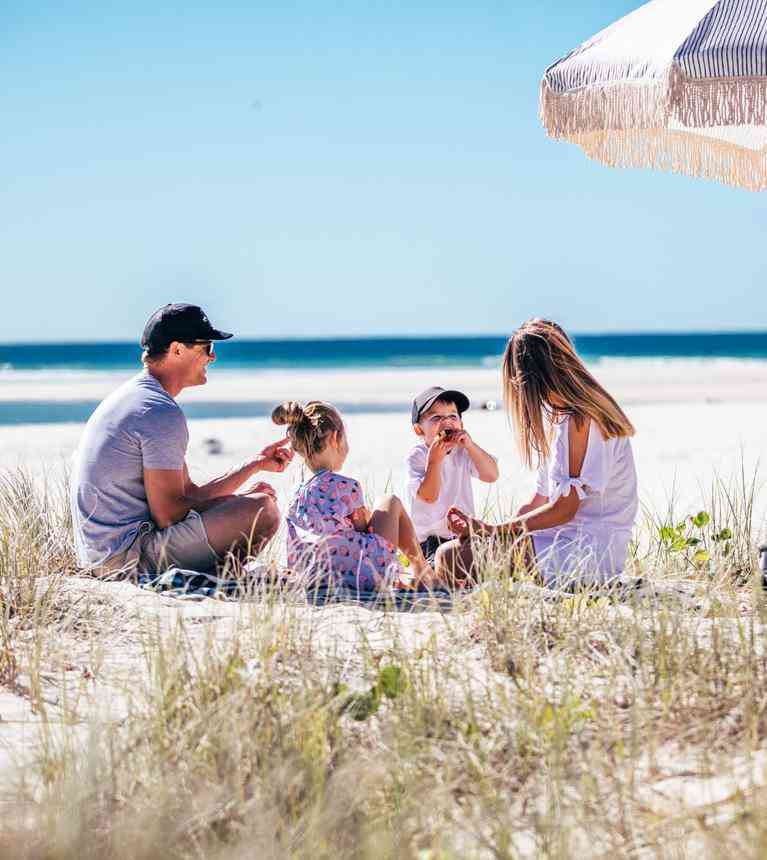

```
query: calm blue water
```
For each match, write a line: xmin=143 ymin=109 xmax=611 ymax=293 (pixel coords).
xmin=2 ymin=332 xmax=766 ymax=426
xmin=3 ymin=331 xmax=767 ymax=372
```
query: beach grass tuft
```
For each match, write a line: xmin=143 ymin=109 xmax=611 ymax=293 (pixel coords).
xmin=1 ymin=466 xmax=767 ymax=858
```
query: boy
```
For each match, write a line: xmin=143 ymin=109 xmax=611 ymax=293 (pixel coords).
xmin=405 ymin=386 xmax=499 ymax=563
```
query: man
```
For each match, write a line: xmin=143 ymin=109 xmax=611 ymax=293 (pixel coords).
xmin=71 ymin=303 xmax=292 ymax=575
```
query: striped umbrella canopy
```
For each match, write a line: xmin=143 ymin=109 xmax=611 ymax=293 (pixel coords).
xmin=540 ymin=0 xmax=767 ymax=191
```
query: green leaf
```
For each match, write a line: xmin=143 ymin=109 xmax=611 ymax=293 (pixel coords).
xmin=692 ymin=511 xmax=711 ymax=528
xmin=693 ymin=549 xmax=711 ymax=565
xmin=377 ymin=665 xmax=407 ymax=700
xmin=343 ymin=689 xmax=380 ymax=721
xmin=686 ymin=537 xmax=701 ymax=547
xmin=659 ymin=526 xmax=676 ymax=544
xmin=713 ymin=528 xmax=733 ymax=542
xmin=332 ymin=682 xmax=349 ymax=699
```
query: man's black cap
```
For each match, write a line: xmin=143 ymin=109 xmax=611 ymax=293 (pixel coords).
xmin=411 ymin=386 xmax=470 ymax=424
xmin=141 ymin=303 xmax=234 ymax=351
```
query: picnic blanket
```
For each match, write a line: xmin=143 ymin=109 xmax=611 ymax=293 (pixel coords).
xmin=137 ymin=566 xmax=455 ymax=611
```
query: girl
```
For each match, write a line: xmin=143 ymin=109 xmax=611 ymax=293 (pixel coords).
xmin=273 ymin=400 xmax=439 ymax=591
xmin=440 ymin=319 xmax=638 ymax=589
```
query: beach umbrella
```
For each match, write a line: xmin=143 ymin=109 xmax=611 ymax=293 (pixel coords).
xmin=540 ymin=0 xmax=767 ymax=190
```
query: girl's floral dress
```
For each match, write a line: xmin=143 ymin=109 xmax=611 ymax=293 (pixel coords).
xmin=286 ymin=470 xmax=402 ymax=590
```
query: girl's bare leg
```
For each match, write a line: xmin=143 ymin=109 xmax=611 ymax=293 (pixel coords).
xmin=368 ymin=495 xmax=437 ymax=583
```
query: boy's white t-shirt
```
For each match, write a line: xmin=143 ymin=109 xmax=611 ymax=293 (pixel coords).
xmin=405 ymin=442 xmax=480 ymax=543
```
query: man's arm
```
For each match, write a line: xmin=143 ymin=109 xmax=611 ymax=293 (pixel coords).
xmin=185 ymin=437 xmax=293 ymax=501
xmin=183 ymin=461 xmax=262 ymax=502
xmin=144 ymin=467 xmax=219 ymax=528
xmin=145 ymin=438 xmax=293 ymax=529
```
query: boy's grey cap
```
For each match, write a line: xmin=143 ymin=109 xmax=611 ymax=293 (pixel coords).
xmin=411 ymin=386 xmax=470 ymax=424
xmin=141 ymin=303 xmax=233 ymax=351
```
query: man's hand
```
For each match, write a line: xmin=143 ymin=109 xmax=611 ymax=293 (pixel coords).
xmin=256 ymin=437 xmax=294 ymax=473
xmin=242 ymin=481 xmax=277 ymax=500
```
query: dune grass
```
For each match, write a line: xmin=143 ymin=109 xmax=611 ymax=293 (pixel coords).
xmin=1 ymin=468 xmax=767 ymax=859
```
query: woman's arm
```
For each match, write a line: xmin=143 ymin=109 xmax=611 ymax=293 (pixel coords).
xmin=506 ymin=416 xmax=590 ymax=535
xmin=454 ymin=416 xmax=591 ymax=540
xmin=471 ymin=492 xmax=579 ymax=541
xmin=513 ymin=490 xmax=580 ymax=532
xmin=516 ymin=493 xmax=548 ymax=517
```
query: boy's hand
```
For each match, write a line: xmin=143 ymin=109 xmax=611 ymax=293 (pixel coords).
xmin=427 ymin=435 xmax=455 ymax=467
xmin=447 ymin=507 xmax=496 ymax=541
xmin=350 ymin=505 xmax=372 ymax=533
xmin=256 ymin=437 xmax=294 ymax=473
xmin=453 ymin=430 xmax=473 ymax=449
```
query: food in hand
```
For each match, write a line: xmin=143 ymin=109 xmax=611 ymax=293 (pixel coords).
xmin=438 ymin=428 xmax=458 ymax=453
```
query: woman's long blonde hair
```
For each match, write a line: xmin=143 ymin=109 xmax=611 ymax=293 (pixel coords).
xmin=272 ymin=400 xmax=344 ymax=463
xmin=502 ymin=319 xmax=635 ymax=468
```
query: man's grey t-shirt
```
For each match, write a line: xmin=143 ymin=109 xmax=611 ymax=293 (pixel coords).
xmin=71 ymin=372 xmax=188 ymax=567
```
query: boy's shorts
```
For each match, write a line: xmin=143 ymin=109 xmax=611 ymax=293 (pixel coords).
xmin=420 ymin=535 xmax=453 ymax=564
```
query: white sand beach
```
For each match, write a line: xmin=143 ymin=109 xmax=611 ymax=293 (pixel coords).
xmin=3 ymin=360 xmax=767 ymax=530
xmin=3 ymin=363 xmax=767 ymax=855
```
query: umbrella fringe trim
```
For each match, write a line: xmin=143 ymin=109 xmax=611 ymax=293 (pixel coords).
xmin=539 ymin=77 xmax=670 ymax=137
xmin=669 ymin=66 xmax=767 ymax=128
xmin=541 ymin=67 xmax=767 ymax=136
xmin=571 ymin=128 xmax=767 ymax=192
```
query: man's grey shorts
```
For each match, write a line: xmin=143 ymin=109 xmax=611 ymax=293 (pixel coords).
xmin=105 ymin=511 xmax=219 ymax=575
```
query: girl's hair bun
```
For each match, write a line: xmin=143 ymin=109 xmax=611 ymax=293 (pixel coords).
xmin=272 ymin=401 xmax=305 ymax=427
xmin=271 ymin=399 xmax=344 ymax=462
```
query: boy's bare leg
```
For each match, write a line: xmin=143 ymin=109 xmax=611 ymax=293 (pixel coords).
xmin=434 ymin=538 xmax=476 ymax=587
xmin=437 ymin=532 xmax=537 ymax=587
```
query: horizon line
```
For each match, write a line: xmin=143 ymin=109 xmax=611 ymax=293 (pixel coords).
xmin=3 ymin=328 xmax=767 ymax=348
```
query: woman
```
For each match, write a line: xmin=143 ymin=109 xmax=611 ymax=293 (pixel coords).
xmin=438 ymin=319 xmax=638 ymax=589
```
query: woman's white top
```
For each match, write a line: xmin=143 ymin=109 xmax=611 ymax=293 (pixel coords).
xmin=531 ymin=415 xmax=638 ymax=587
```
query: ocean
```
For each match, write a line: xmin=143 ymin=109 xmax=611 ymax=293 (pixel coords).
xmin=3 ymin=332 xmax=767 ymax=373
xmin=1 ymin=332 xmax=766 ymax=426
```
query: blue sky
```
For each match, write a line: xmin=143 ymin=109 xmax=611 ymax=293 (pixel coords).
xmin=2 ymin=1 xmax=767 ymax=342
